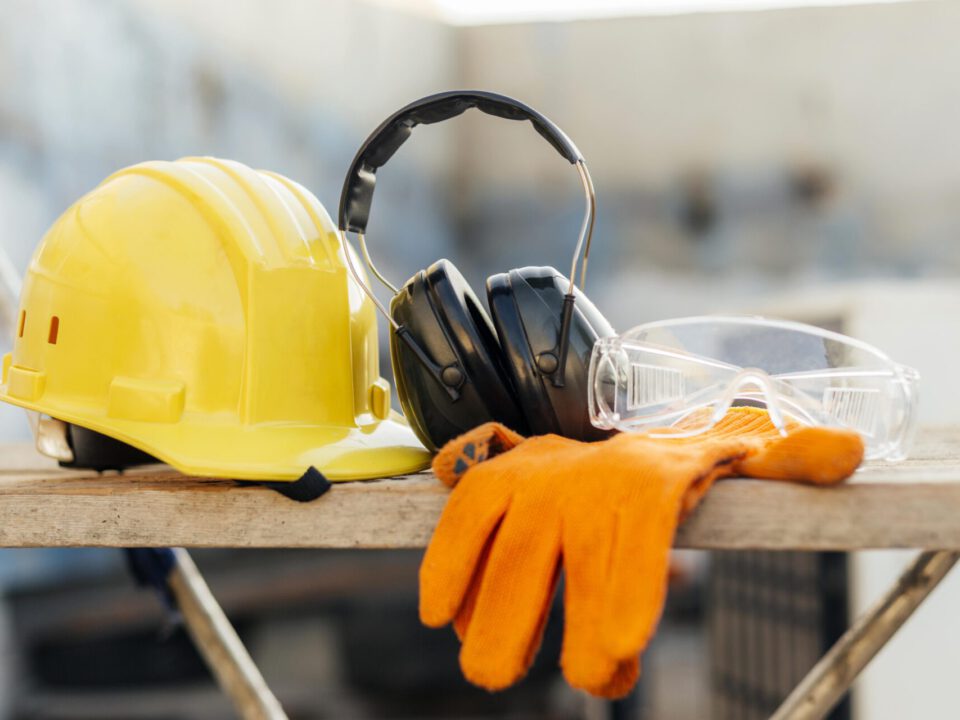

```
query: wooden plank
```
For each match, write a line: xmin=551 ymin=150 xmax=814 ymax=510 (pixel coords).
xmin=0 ymin=428 xmax=959 ymax=550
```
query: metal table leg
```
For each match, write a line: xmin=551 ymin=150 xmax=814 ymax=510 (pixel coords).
xmin=770 ymin=550 xmax=959 ymax=720
xmin=169 ymin=549 xmax=288 ymax=720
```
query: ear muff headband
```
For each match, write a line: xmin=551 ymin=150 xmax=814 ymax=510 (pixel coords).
xmin=339 ymin=90 xmax=582 ymax=233
xmin=337 ymin=90 xmax=597 ymax=396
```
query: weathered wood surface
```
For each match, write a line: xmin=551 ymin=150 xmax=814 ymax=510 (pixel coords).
xmin=0 ymin=428 xmax=958 ymax=550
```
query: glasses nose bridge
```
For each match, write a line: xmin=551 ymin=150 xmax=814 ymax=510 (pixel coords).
xmin=715 ymin=367 xmax=788 ymax=434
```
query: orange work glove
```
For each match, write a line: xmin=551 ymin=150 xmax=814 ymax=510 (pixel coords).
xmin=420 ymin=407 xmax=864 ymax=698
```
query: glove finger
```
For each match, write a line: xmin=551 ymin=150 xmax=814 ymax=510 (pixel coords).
xmin=453 ymin=530 xmax=492 ymax=641
xmin=599 ymin=503 xmax=679 ymax=663
xmin=420 ymin=464 xmax=512 ymax=627
xmin=458 ymin=495 xmax=562 ymax=691
xmin=521 ymin=562 xmax=561 ymax=671
xmin=560 ymin=509 xmax=623 ymax=693
xmin=737 ymin=426 xmax=864 ymax=485
xmin=587 ymin=657 xmax=641 ymax=700
xmin=454 ymin=541 xmax=561 ymax=671
xmin=602 ymin=457 xmax=736 ymax=660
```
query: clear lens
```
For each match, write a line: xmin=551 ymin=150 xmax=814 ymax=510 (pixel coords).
xmin=589 ymin=316 xmax=919 ymax=461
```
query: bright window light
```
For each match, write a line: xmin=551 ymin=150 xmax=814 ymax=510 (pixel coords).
xmin=380 ymin=0 xmax=926 ymax=25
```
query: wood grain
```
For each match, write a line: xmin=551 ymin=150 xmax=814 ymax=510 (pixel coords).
xmin=0 ymin=428 xmax=958 ymax=550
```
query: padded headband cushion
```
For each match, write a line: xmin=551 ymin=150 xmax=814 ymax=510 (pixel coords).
xmin=390 ymin=259 xmax=527 ymax=451
xmin=487 ymin=266 xmax=615 ymax=441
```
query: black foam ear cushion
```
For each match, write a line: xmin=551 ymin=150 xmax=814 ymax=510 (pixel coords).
xmin=390 ymin=259 xmax=527 ymax=452
xmin=487 ymin=266 xmax=615 ymax=441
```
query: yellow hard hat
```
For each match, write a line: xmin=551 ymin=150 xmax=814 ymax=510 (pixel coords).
xmin=0 ymin=157 xmax=430 ymax=481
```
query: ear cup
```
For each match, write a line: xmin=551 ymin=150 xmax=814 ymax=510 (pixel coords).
xmin=390 ymin=259 xmax=528 ymax=452
xmin=487 ymin=266 xmax=615 ymax=441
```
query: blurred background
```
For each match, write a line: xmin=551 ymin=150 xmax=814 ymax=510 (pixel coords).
xmin=1 ymin=0 xmax=959 ymax=717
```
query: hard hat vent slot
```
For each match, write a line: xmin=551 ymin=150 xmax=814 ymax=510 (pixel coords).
xmin=47 ymin=316 xmax=59 ymax=345
xmin=17 ymin=311 xmax=25 ymax=338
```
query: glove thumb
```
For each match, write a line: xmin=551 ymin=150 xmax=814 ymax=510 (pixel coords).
xmin=737 ymin=425 xmax=864 ymax=485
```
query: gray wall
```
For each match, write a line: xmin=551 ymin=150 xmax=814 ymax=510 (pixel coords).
xmin=2 ymin=0 xmax=958 ymax=410
xmin=457 ymin=0 xmax=960 ymax=326
xmin=5 ymin=0 xmax=958 ymax=332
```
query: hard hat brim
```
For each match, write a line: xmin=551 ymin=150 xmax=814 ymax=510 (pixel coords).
xmin=0 ymin=390 xmax=432 ymax=482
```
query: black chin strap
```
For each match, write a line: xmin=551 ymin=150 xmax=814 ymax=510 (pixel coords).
xmin=239 ymin=466 xmax=332 ymax=502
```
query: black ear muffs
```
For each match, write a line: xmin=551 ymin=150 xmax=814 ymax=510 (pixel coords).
xmin=390 ymin=259 xmax=528 ymax=451
xmin=338 ymin=90 xmax=614 ymax=452
xmin=487 ymin=266 xmax=613 ymax=441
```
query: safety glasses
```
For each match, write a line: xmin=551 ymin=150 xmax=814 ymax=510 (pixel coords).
xmin=588 ymin=316 xmax=919 ymax=461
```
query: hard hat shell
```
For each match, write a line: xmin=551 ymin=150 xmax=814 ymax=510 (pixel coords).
xmin=0 ymin=157 xmax=430 ymax=481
